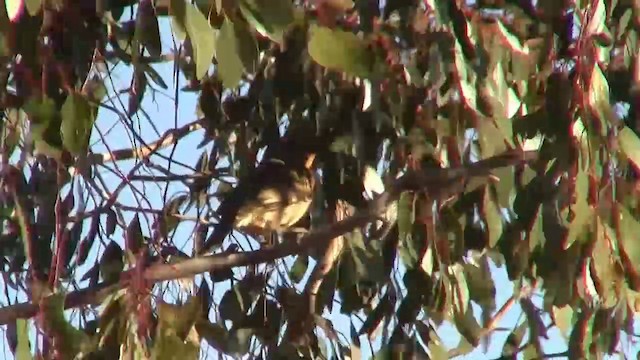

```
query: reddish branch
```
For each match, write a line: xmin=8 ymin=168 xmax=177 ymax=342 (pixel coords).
xmin=0 ymin=149 xmax=539 ymax=325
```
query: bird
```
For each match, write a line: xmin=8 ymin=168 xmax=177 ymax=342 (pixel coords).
xmin=199 ymin=149 xmax=317 ymax=255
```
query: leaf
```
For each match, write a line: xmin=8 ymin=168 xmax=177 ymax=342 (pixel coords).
xmin=135 ymin=0 xmax=162 ymax=57
xmin=289 ymin=254 xmax=308 ymax=283
xmin=156 ymin=296 xmax=201 ymax=340
xmin=397 ymin=192 xmax=414 ymax=244
xmin=15 ymin=319 xmax=31 ymax=360
xmin=3 ymin=108 xmax=24 ymax=157
xmin=216 ymin=19 xmax=248 ymax=89
xmin=227 ymin=327 xmax=253 ymax=356
xmin=60 ymin=92 xmax=96 ymax=155
xmin=219 ymin=286 xmax=250 ymax=323
xmin=25 ymin=0 xmax=40 ymax=16
xmin=592 ymin=216 xmax=622 ymax=308
xmin=452 ymin=306 xmax=482 ymax=351
xmin=464 ymin=258 xmax=496 ymax=311
xmin=23 ymin=96 xmax=60 ymax=155
xmin=239 ymin=0 xmax=293 ymax=44
xmin=125 ymin=215 xmax=143 ymax=262
xmin=502 ymin=320 xmax=527 ymax=356
xmin=449 ymin=263 xmax=470 ymax=317
xmin=40 ymin=293 xmax=91 ymax=358
xmin=196 ymin=320 xmax=229 ymax=353
xmin=618 ymin=126 xmax=640 ymax=171
xmin=308 ymin=25 xmax=375 ymax=78
xmin=552 ymin=305 xmax=574 ymax=338
xmin=98 ymin=241 xmax=124 ymax=284
xmin=170 ymin=0 xmax=216 ymax=79
xmin=77 ymin=212 xmax=99 ymax=265
xmin=358 ymin=290 xmax=392 ymax=338
xmin=561 ymin=165 xmax=593 ymax=249
xmin=568 ymin=308 xmax=595 ymax=359
xmin=616 ymin=205 xmax=640 ymax=285
xmin=481 ymin=187 xmax=504 ymax=248
xmin=105 ymin=208 xmax=117 ymax=236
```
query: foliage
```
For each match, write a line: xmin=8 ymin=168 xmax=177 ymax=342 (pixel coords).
xmin=0 ymin=0 xmax=640 ymax=359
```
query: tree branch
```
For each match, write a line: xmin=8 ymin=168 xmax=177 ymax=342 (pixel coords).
xmin=0 ymin=149 xmax=539 ymax=325
xmin=85 ymin=118 xmax=205 ymax=166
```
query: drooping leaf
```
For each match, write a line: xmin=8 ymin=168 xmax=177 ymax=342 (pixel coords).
xmin=618 ymin=126 xmax=640 ymax=171
xmin=308 ymin=25 xmax=375 ymax=78
xmin=150 ymin=297 xmax=202 ymax=359
xmin=3 ymin=108 xmax=24 ymax=157
xmin=561 ymin=164 xmax=593 ymax=249
xmin=481 ymin=187 xmax=504 ymax=248
xmin=135 ymin=0 xmax=162 ymax=57
xmin=216 ymin=19 xmax=248 ymax=89
xmin=196 ymin=320 xmax=229 ymax=354
xmin=170 ymin=0 xmax=216 ymax=79
xmin=289 ymin=254 xmax=309 ymax=284
xmin=552 ymin=305 xmax=574 ymax=338
xmin=239 ymin=0 xmax=294 ymax=44
xmin=15 ymin=318 xmax=32 ymax=360
xmin=40 ymin=293 xmax=92 ymax=358
xmin=125 ymin=214 xmax=143 ymax=262
xmin=24 ymin=0 xmax=40 ymax=16
xmin=98 ymin=241 xmax=124 ymax=284
xmin=24 ymin=96 xmax=63 ymax=158
xmin=60 ymin=92 xmax=96 ymax=155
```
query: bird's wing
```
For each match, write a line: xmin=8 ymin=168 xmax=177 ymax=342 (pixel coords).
xmin=200 ymin=160 xmax=288 ymax=253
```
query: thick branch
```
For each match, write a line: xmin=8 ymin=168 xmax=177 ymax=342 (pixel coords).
xmin=0 ymin=149 xmax=538 ymax=325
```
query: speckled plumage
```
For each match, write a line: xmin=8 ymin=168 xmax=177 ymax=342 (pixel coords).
xmin=200 ymin=154 xmax=316 ymax=254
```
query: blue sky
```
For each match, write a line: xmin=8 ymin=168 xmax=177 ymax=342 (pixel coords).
xmin=1 ymin=4 xmax=640 ymax=360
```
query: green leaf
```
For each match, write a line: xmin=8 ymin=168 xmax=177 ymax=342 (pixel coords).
xmin=156 ymin=296 xmax=201 ymax=340
xmin=449 ymin=263 xmax=470 ymax=317
xmin=618 ymin=126 xmax=640 ymax=171
xmin=170 ymin=0 xmax=216 ymax=79
xmin=151 ymin=297 xmax=202 ymax=359
xmin=289 ymin=254 xmax=309 ymax=283
xmin=15 ymin=319 xmax=32 ymax=360
xmin=136 ymin=0 xmax=162 ymax=57
xmin=452 ymin=307 xmax=481 ymax=352
xmin=397 ymin=192 xmax=414 ymax=244
xmin=482 ymin=187 xmax=504 ymax=248
xmin=98 ymin=241 xmax=124 ymax=284
xmin=60 ymin=92 xmax=96 ymax=155
xmin=216 ymin=19 xmax=248 ymax=89
xmin=239 ymin=0 xmax=293 ymax=44
xmin=25 ymin=0 xmax=41 ymax=16
xmin=561 ymin=165 xmax=593 ymax=249
xmin=591 ymin=216 xmax=621 ymax=308
xmin=125 ymin=215 xmax=143 ymax=262
xmin=616 ymin=205 xmax=640 ymax=286
xmin=196 ymin=320 xmax=229 ymax=354
xmin=3 ymin=108 xmax=24 ymax=157
xmin=308 ymin=25 xmax=375 ymax=78
xmin=464 ymin=257 xmax=496 ymax=311
xmin=24 ymin=96 xmax=57 ymax=137
xmin=502 ymin=320 xmax=527 ymax=356
xmin=551 ymin=305 xmax=574 ymax=338
xmin=219 ymin=286 xmax=250 ymax=323
xmin=41 ymin=293 xmax=92 ymax=358
xmin=227 ymin=327 xmax=253 ymax=356
xmin=568 ymin=309 xmax=595 ymax=359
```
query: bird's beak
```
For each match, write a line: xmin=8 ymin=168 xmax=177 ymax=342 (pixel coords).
xmin=305 ymin=153 xmax=317 ymax=169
